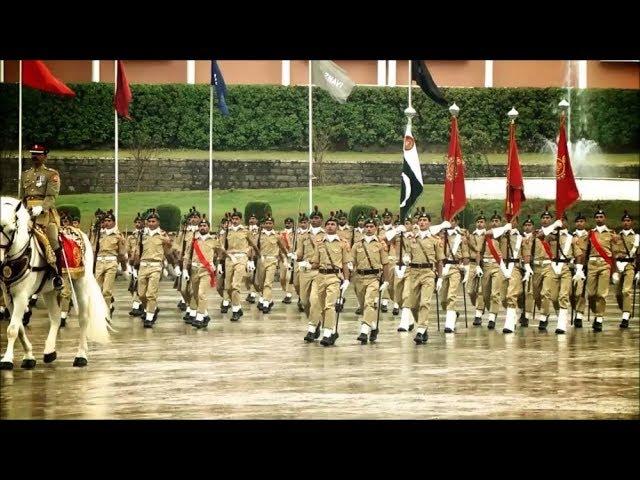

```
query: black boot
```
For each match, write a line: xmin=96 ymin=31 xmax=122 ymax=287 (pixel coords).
xmin=381 ymin=303 xmax=388 ymax=313
xmin=282 ymin=296 xmax=292 ymax=304
xmin=129 ymin=305 xmax=144 ymax=317
xmin=392 ymin=307 xmax=400 ymax=316
xmin=220 ymin=302 xmax=230 ymax=314
xmin=231 ymin=310 xmax=242 ymax=321
xmin=538 ymin=320 xmax=548 ymax=331
xmin=473 ymin=317 xmax=482 ymax=326
xmin=355 ymin=307 xmax=363 ymax=315
xmin=369 ymin=328 xmax=379 ymax=342
xmin=320 ymin=332 xmax=339 ymax=347
xmin=519 ymin=314 xmax=529 ymax=327
xmin=592 ymin=320 xmax=603 ymax=332
xmin=620 ymin=318 xmax=629 ymax=329
xmin=574 ymin=318 xmax=583 ymax=328
xmin=52 ymin=248 xmax=64 ymax=291
xmin=487 ymin=320 xmax=496 ymax=330
xmin=246 ymin=294 xmax=256 ymax=304
xmin=413 ymin=331 xmax=428 ymax=345
xmin=29 ymin=295 xmax=38 ymax=308
xmin=357 ymin=332 xmax=368 ymax=344
xmin=177 ymin=300 xmax=187 ymax=311
xmin=60 ymin=317 xmax=67 ymax=328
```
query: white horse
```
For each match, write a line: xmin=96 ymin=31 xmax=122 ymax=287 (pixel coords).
xmin=0 ymin=196 xmax=111 ymax=370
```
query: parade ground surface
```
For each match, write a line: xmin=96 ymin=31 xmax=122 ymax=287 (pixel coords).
xmin=1 ymin=280 xmax=638 ymax=420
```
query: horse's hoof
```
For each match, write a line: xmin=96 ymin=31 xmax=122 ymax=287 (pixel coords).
xmin=21 ymin=358 xmax=36 ymax=369
xmin=44 ymin=352 xmax=57 ymax=363
xmin=0 ymin=361 xmax=14 ymax=370
xmin=73 ymin=357 xmax=88 ymax=367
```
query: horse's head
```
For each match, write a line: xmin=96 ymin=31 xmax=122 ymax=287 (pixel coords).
xmin=0 ymin=196 xmax=29 ymax=261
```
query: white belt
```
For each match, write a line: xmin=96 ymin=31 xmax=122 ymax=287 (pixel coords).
xmin=139 ymin=260 xmax=162 ymax=267
xmin=482 ymin=258 xmax=498 ymax=264
xmin=589 ymin=257 xmax=607 ymax=262
xmin=97 ymin=255 xmax=117 ymax=261
xmin=263 ymin=255 xmax=279 ymax=260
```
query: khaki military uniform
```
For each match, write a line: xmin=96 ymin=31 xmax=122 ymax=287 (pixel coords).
xmin=522 ymin=233 xmax=550 ymax=318
xmin=467 ymin=230 xmax=486 ymax=314
xmin=242 ymin=226 xmax=260 ymax=294
xmin=310 ymin=235 xmax=351 ymax=330
xmin=350 ymin=227 xmax=366 ymax=305
xmin=126 ymin=228 xmax=143 ymax=305
xmin=337 ymin=225 xmax=352 ymax=244
xmin=189 ymin=234 xmax=219 ymax=315
xmin=378 ymin=224 xmax=398 ymax=305
xmin=95 ymin=228 xmax=127 ymax=307
xmin=352 ymin=236 xmax=389 ymax=328
xmin=616 ymin=229 xmax=639 ymax=314
xmin=255 ymin=230 xmax=285 ymax=304
xmin=541 ymin=230 xmax=583 ymax=314
xmin=440 ymin=228 xmax=469 ymax=311
xmin=402 ymin=230 xmax=445 ymax=328
xmin=134 ymin=228 xmax=172 ymax=313
xmin=586 ymin=227 xmax=619 ymax=316
xmin=393 ymin=230 xmax=412 ymax=310
xmin=570 ymin=229 xmax=589 ymax=318
xmin=221 ymin=225 xmax=253 ymax=306
xmin=278 ymin=228 xmax=296 ymax=297
xmin=479 ymin=233 xmax=506 ymax=316
xmin=21 ymin=164 xmax=61 ymax=258
xmin=176 ymin=225 xmax=199 ymax=308
xmin=296 ymin=227 xmax=325 ymax=319
xmin=500 ymin=231 xmax=525 ymax=310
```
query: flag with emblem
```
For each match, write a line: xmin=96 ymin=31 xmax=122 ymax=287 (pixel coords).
xmin=443 ymin=115 xmax=466 ymax=221
xmin=211 ymin=60 xmax=229 ymax=116
xmin=555 ymin=113 xmax=580 ymax=220
xmin=311 ymin=60 xmax=355 ymax=104
xmin=22 ymin=60 xmax=76 ymax=96
xmin=399 ymin=122 xmax=424 ymax=221
xmin=411 ymin=60 xmax=447 ymax=107
xmin=504 ymin=120 xmax=525 ymax=221
xmin=114 ymin=60 xmax=132 ymax=119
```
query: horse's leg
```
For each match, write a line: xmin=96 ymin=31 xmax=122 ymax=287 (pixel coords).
xmin=42 ymin=290 xmax=61 ymax=363
xmin=73 ymin=286 xmax=89 ymax=367
xmin=17 ymin=323 xmax=36 ymax=369
xmin=1 ymin=293 xmax=29 ymax=370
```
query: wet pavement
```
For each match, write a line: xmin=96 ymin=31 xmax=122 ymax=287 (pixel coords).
xmin=1 ymin=279 xmax=638 ymax=419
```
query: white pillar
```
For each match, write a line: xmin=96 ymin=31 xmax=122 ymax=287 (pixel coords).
xmin=484 ymin=60 xmax=493 ymax=88
xmin=578 ymin=60 xmax=588 ymax=89
xmin=187 ymin=60 xmax=196 ymax=84
xmin=281 ymin=60 xmax=291 ymax=86
xmin=377 ymin=60 xmax=386 ymax=86
xmin=0 ymin=60 xmax=4 ymax=83
xmin=91 ymin=60 xmax=100 ymax=82
xmin=387 ymin=60 xmax=397 ymax=86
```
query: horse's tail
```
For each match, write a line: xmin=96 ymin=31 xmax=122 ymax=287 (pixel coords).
xmin=76 ymin=231 xmax=112 ymax=344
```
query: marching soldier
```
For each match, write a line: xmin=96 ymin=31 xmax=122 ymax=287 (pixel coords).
xmin=94 ymin=210 xmax=127 ymax=316
xmin=352 ymin=213 xmax=366 ymax=315
xmin=468 ymin=212 xmax=487 ymax=325
xmin=297 ymin=206 xmax=326 ymax=328
xmin=378 ymin=208 xmax=396 ymax=313
xmin=615 ymin=210 xmax=639 ymax=328
xmin=175 ymin=207 xmax=202 ymax=323
xmin=520 ymin=215 xmax=536 ymax=326
xmin=336 ymin=210 xmax=352 ymax=244
xmin=287 ymin=213 xmax=310 ymax=312
xmin=127 ymin=213 xmax=145 ymax=316
xmin=352 ymin=216 xmax=391 ymax=344
xmin=440 ymin=215 xmax=470 ymax=333
xmin=217 ymin=215 xmax=233 ymax=313
xmin=244 ymin=213 xmax=260 ymax=304
xmin=255 ymin=214 xmax=289 ymax=313
xmin=392 ymin=214 xmax=413 ymax=318
xmin=396 ymin=209 xmax=445 ymax=344
xmin=217 ymin=209 xmax=258 ymax=321
xmin=279 ymin=217 xmax=296 ymax=305
xmin=499 ymin=217 xmax=526 ymax=333
xmin=132 ymin=209 xmax=173 ymax=328
xmin=20 ymin=143 xmax=63 ymax=290
xmin=186 ymin=217 xmax=220 ymax=329
xmin=570 ymin=213 xmax=589 ymax=327
xmin=307 ymin=214 xmax=352 ymax=346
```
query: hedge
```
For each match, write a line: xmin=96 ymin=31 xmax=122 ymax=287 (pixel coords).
xmin=349 ymin=205 xmax=377 ymax=226
xmin=57 ymin=204 xmax=80 ymax=220
xmin=244 ymin=202 xmax=272 ymax=223
xmin=0 ymin=84 xmax=637 ymax=153
xmin=156 ymin=204 xmax=181 ymax=232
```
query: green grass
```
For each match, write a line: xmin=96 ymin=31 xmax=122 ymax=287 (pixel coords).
xmin=57 ymin=185 xmax=639 ymax=232
xmin=9 ymin=149 xmax=639 ymax=166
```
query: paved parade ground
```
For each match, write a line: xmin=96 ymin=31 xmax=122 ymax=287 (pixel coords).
xmin=1 ymin=279 xmax=638 ymax=420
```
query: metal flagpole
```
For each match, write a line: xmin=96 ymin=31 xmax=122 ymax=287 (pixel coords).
xmin=209 ymin=84 xmax=213 ymax=222
xmin=308 ymin=60 xmax=313 ymax=215
xmin=407 ymin=59 xmax=412 ymax=109
xmin=18 ymin=60 xmax=22 ymax=197
xmin=114 ymin=60 xmax=119 ymax=223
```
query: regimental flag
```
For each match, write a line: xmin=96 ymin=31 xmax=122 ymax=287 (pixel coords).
xmin=22 ymin=60 xmax=75 ymax=96
xmin=311 ymin=60 xmax=355 ymax=104
xmin=114 ymin=60 xmax=132 ymax=119
xmin=399 ymin=122 xmax=423 ymax=221
xmin=411 ymin=60 xmax=447 ymax=106
xmin=211 ymin=60 xmax=229 ymax=116
xmin=504 ymin=121 xmax=525 ymax=221
xmin=443 ymin=115 xmax=466 ymax=221
xmin=555 ymin=113 xmax=580 ymax=220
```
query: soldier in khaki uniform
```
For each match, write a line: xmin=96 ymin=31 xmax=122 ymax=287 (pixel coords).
xmin=499 ymin=218 xmax=526 ymax=333
xmin=396 ymin=210 xmax=445 ymax=344
xmin=467 ymin=212 xmax=487 ymax=325
xmin=217 ymin=215 xmax=233 ymax=313
xmin=352 ymin=216 xmax=391 ymax=344
xmin=127 ymin=213 xmax=145 ymax=316
xmin=336 ymin=210 xmax=353 ymax=244
xmin=94 ymin=210 xmax=127 ymax=316
xmin=217 ymin=209 xmax=258 ymax=321
xmin=584 ymin=207 xmax=621 ymax=332
xmin=570 ymin=213 xmax=589 ymax=327
xmin=185 ymin=217 xmax=220 ymax=329
xmin=244 ymin=213 xmax=260 ymax=304
xmin=20 ymin=143 xmax=63 ymax=290
xmin=278 ymin=217 xmax=296 ymax=305
xmin=296 ymin=207 xmax=325 ymax=326
xmin=286 ymin=213 xmax=310 ymax=312
xmin=378 ymin=208 xmax=397 ymax=313
xmin=255 ymin=214 xmax=289 ymax=313
xmin=307 ymin=214 xmax=352 ymax=346
xmin=392 ymin=216 xmax=412 ymax=318
xmin=173 ymin=207 xmax=201 ymax=316
xmin=440 ymin=215 xmax=470 ymax=333
xmin=352 ymin=213 xmax=367 ymax=315
xmin=132 ymin=209 xmax=173 ymax=328
xmin=615 ymin=211 xmax=639 ymax=329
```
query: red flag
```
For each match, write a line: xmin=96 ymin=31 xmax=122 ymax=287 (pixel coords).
xmin=443 ymin=116 xmax=466 ymax=221
xmin=114 ymin=60 xmax=133 ymax=119
xmin=555 ymin=114 xmax=580 ymax=219
xmin=22 ymin=60 xmax=75 ymax=96
xmin=504 ymin=122 xmax=525 ymax=222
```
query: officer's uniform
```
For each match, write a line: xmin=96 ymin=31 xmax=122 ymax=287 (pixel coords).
xmin=278 ymin=220 xmax=296 ymax=303
xmin=499 ymin=225 xmax=526 ymax=333
xmin=94 ymin=212 xmax=127 ymax=312
xmin=615 ymin=211 xmax=639 ymax=326
xmin=392 ymin=225 xmax=412 ymax=315
xmin=296 ymin=209 xmax=326 ymax=320
xmin=522 ymin=221 xmax=551 ymax=326
xmin=127 ymin=213 xmax=145 ymax=316
xmin=570 ymin=214 xmax=589 ymax=326
xmin=221 ymin=211 xmax=255 ymax=320
xmin=478 ymin=216 xmax=507 ymax=329
xmin=255 ymin=219 xmax=287 ymax=313
xmin=350 ymin=218 xmax=366 ymax=313
xmin=189 ymin=225 xmax=219 ymax=328
xmin=244 ymin=216 xmax=260 ymax=302
xmin=440 ymin=225 xmax=470 ymax=332
xmin=378 ymin=213 xmax=397 ymax=311
xmin=175 ymin=207 xmax=201 ymax=317
xmin=467 ymin=218 xmax=487 ymax=323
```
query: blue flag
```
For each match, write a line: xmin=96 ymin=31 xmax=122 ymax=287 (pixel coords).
xmin=211 ymin=60 xmax=229 ymax=116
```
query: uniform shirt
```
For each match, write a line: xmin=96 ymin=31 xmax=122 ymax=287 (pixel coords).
xmin=618 ymin=229 xmax=639 ymax=260
xmin=572 ymin=228 xmax=589 ymax=255
xmin=522 ymin=231 xmax=550 ymax=262
xmin=21 ymin=164 xmax=60 ymax=211
xmin=138 ymin=228 xmax=172 ymax=262
xmin=352 ymin=227 xmax=365 ymax=245
xmin=97 ymin=228 xmax=127 ymax=258
xmin=279 ymin=228 xmax=295 ymax=254
xmin=190 ymin=233 xmax=219 ymax=267
xmin=500 ymin=231 xmax=524 ymax=261
xmin=296 ymin=226 xmax=326 ymax=262
xmin=587 ymin=225 xmax=619 ymax=259
xmin=467 ymin=229 xmax=486 ymax=262
xmin=443 ymin=228 xmax=469 ymax=262
xmin=126 ymin=229 xmax=143 ymax=262
xmin=352 ymin=236 xmax=388 ymax=272
xmin=312 ymin=234 xmax=351 ymax=270
xmin=337 ymin=224 xmax=352 ymax=244
xmin=225 ymin=225 xmax=253 ymax=254
xmin=175 ymin=225 xmax=199 ymax=258
xmin=543 ymin=229 xmax=583 ymax=261
xmin=408 ymin=230 xmax=445 ymax=264
xmin=257 ymin=229 xmax=282 ymax=257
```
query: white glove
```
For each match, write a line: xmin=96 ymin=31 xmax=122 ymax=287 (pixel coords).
xmin=572 ymin=264 xmax=585 ymax=283
xmin=395 ymin=265 xmax=406 ymax=279
xmin=396 ymin=225 xmax=407 ymax=233
xmin=402 ymin=254 xmax=411 ymax=266
xmin=298 ymin=260 xmax=311 ymax=272
xmin=126 ymin=264 xmax=133 ymax=275
xmin=379 ymin=281 xmax=389 ymax=292
xmin=132 ymin=269 xmax=138 ymax=279
xmin=462 ymin=265 xmax=470 ymax=284
xmin=440 ymin=221 xmax=452 ymax=230
xmin=611 ymin=272 xmax=620 ymax=285
xmin=475 ymin=265 xmax=484 ymax=278
xmin=510 ymin=228 xmax=520 ymax=235
xmin=217 ymin=264 xmax=223 ymax=275
xmin=209 ymin=262 xmax=215 ymax=271
xmin=522 ymin=263 xmax=533 ymax=283
xmin=347 ymin=261 xmax=354 ymax=272
xmin=30 ymin=205 xmax=43 ymax=217
xmin=117 ymin=263 xmax=123 ymax=273
xmin=552 ymin=219 xmax=563 ymax=230
xmin=162 ymin=267 xmax=169 ymax=278
xmin=287 ymin=252 xmax=297 ymax=261
xmin=247 ymin=260 xmax=255 ymax=272
xmin=500 ymin=261 xmax=511 ymax=279
xmin=616 ymin=261 xmax=627 ymax=274
xmin=635 ymin=271 xmax=640 ymax=283
xmin=340 ymin=279 xmax=350 ymax=294
xmin=436 ymin=278 xmax=443 ymax=292
xmin=182 ymin=270 xmax=190 ymax=282
xmin=174 ymin=265 xmax=181 ymax=276
xmin=286 ymin=262 xmax=293 ymax=271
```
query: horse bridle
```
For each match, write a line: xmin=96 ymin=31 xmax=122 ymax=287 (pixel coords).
xmin=0 ymin=201 xmax=30 ymax=262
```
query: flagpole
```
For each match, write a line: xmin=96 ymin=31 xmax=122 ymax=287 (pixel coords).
xmin=209 ymin=84 xmax=213 ymax=222
xmin=407 ymin=60 xmax=412 ymax=110
xmin=114 ymin=60 xmax=119 ymax=223
xmin=308 ymin=60 xmax=313 ymax=215
xmin=18 ymin=60 xmax=22 ymax=197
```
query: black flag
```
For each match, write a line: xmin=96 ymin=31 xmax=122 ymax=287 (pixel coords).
xmin=411 ymin=60 xmax=448 ymax=106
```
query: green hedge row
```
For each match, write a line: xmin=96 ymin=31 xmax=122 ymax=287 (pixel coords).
xmin=1 ymin=84 xmax=637 ymax=153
